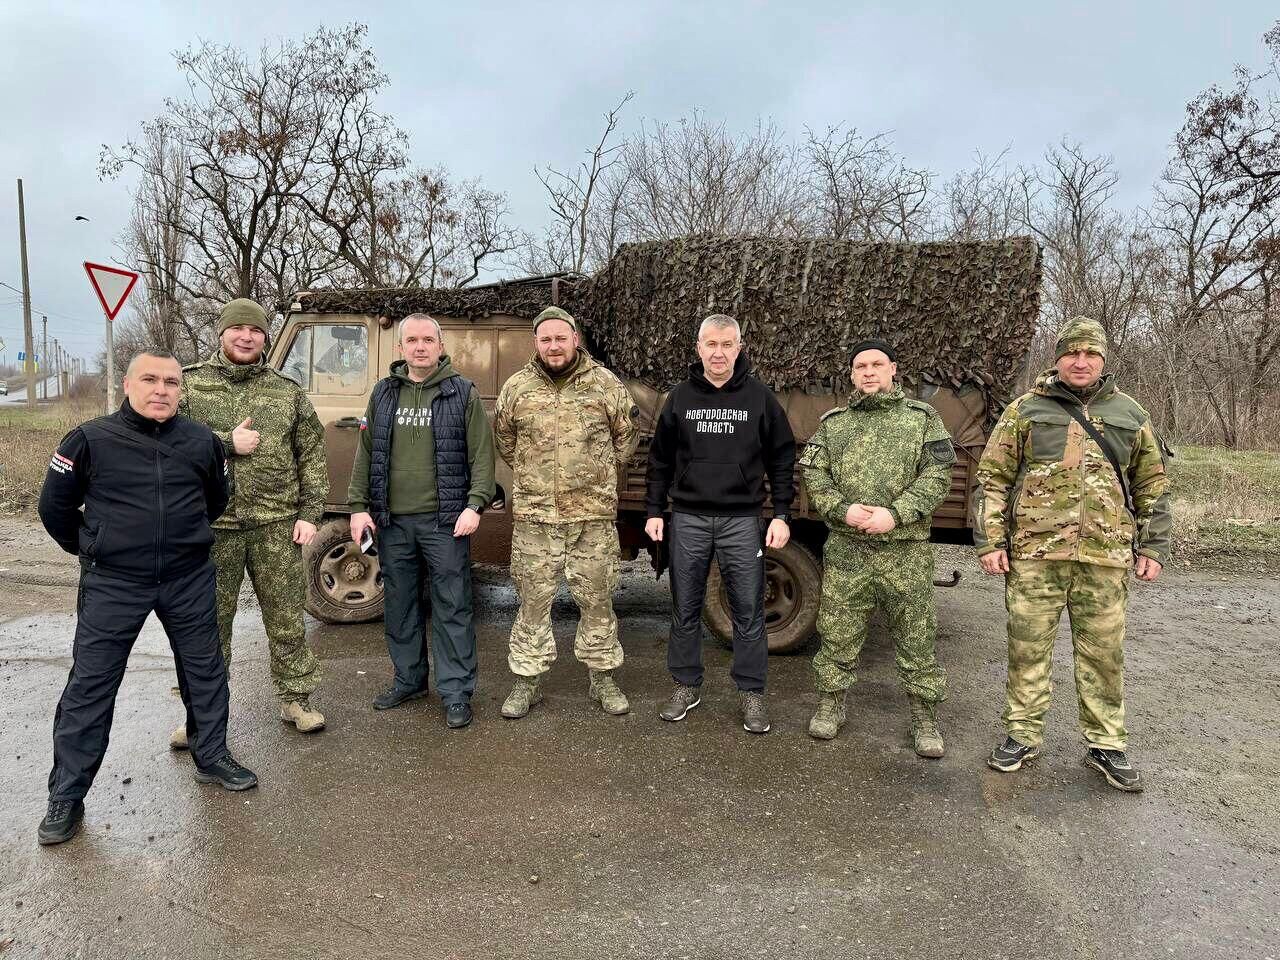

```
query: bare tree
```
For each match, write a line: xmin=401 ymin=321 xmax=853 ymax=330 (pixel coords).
xmin=529 ymin=92 xmax=634 ymax=274
xmin=1148 ymin=131 xmax=1279 ymax=445
xmin=612 ymin=113 xmax=808 ymax=241
xmin=934 ymin=149 xmax=1026 ymax=241
xmin=1179 ymin=21 xmax=1280 ymax=201
xmin=116 ymin=123 xmax=204 ymax=360
xmin=102 ymin=24 xmax=398 ymax=309
xmin=802 ymin=125 xmax=931 ymax=241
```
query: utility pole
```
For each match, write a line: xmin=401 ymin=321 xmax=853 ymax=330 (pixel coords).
xmin=17 ymin=179 xmax=36 ymax=410
xmin=41 ymin=315 xmax=48 ymax=400
xmin=53 ymin=338 xmax=60 ymax=398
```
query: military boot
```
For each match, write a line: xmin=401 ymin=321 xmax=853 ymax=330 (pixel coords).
xmin=501 ymin=675 xmax=543 ymax=719
xmin=588 ymin=670 xmax=630 ymax=715
xmin=808 ymin=691 xmax=847 ymax=740
xmin=280 ymin=698 xmax=326 ymax=733
xmin=909 ymin=696 xmax=945 ymax=758
xmin=169 ymin=723 xmax=189 ymax=751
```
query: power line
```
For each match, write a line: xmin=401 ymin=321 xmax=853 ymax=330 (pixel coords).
xmin=0 ymin=279 xmax=99 ymax=327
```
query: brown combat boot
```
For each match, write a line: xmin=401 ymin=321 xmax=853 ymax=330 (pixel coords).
xmin=808 ymin=691 xmax=847 ymax=740
xmin=909 ymin=696 xmax=945 ymax=758
xmin=280 ymin=698 xmax=326 ymax=733
xmin=588 ymin=670 xmax=630 ymax=715
xmin=501 ymin=675 xmax=543 ymax=719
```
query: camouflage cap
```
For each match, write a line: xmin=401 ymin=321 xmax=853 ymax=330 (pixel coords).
xmin=533 ymin=306 xmax=578 ymax=334
xmin=1055 ymin=316 xmax=1107 ymax=360
xmin=218 ymin=298 xmax=269 ymax=336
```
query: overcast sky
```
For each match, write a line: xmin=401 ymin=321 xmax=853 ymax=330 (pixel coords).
xmin=0 ymin=0 xmax=1276 ymax=365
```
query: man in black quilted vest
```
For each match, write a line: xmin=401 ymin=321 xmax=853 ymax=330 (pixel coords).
xmin=348 ymin=314 xmax=496 ymax=728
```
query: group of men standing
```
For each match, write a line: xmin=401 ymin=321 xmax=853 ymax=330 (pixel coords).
xmin=33 ymin=295 xmax=1171 ymax=846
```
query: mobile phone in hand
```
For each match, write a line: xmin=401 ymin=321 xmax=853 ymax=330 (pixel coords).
xmin=359 ymin=526 xmax=376 ymax=555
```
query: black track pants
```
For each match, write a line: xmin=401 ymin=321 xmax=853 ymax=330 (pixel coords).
xmin=667 ymin=513 xmax=767 ymax=692
xmin=49 ymin=561 xmax=230 ymax=801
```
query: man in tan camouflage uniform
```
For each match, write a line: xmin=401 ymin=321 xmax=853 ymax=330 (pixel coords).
xmin=173 ymin=298 xmax=329 ymax=744
xmin=977 ymin=316 xmax=1172 ymax=792
xmin=801 ymin=340 xmax=954 ymax=757
xmin=494 ymin=306 xmax=638 ymax=719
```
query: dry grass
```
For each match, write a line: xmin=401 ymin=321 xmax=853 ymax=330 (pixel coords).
xmin=0 ymin=400 xmax=102 ymax=511
xmin=1168 ymin=445 xmax=1280 ymax=570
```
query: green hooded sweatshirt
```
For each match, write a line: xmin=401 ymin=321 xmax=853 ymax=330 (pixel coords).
xmin=348 ymin=356 xmax=496 ymax=517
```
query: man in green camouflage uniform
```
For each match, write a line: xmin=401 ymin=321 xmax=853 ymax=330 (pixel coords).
xmin=493 ymin=306 xmax=638 ymax=719
xmin=173 ymin=298 xmax=329 ymax=744
xmin=976 ymin=316 xmax=1172 ymax=792
xmin=801 ymin=340 xmax=955 ymax=757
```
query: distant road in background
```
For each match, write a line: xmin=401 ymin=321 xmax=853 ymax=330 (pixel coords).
xmin=1 ymin=375 xmax=62 ymax=405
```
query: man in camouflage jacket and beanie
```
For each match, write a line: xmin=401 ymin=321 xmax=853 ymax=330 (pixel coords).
xmin=174 ymin=298 xmax=329 ymax=742
xmin=977 ymin=316 xmax=1171 ymax=792
xmin=801 ymin=340 xmax=954 ymax=757
xmin=494 ymin=306 xmax=638 ymax=719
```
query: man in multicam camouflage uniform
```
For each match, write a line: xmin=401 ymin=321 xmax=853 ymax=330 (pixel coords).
xmin=801 ymin=340 xmax=954 ymax=757
xmin=493 ymin=306 xmax=638 ymax=719
xmin=977 ymin=316 xmax=1171 ymax=793
xmin=173 ymin=298 xmax=328 ymax=744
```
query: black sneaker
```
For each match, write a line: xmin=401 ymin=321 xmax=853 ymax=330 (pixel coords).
xmin=740 ymin=691 xmax=770 ymax=735
xmin=194 ymin=754 xmax=259 ymax=791
xmin=38 ymin=798 xmax=84 ymax=846
xmin=658 ymin=684 xmax=702 ymax=722
xmin=445 ymin=702 xmax=473 ymax=729
xmin=373 ymin=685 xmax=430 ymax=711
xmin=987 ymin=736 xmax=1041 ymax=772
xmin=1084 ymin=747 xmax=1144 ymax=793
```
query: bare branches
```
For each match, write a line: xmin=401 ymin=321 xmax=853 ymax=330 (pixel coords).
xmin=531 ymin=92 xmax=634 ymax=274
xmin=802 ymin=125 xmax=931 ymax=241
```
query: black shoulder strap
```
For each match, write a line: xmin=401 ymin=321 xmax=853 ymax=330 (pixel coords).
xmin=88 ymin=419 xmax=211 ymax=485
xmin=1050 ymin=397 xmax=1134 ymax=517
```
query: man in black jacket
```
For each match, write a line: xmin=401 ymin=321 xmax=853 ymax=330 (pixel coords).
xmin=645 ymin=314 xmax=796 ymax=734
xmin=35 ymin=349 xmax=258 ymax=846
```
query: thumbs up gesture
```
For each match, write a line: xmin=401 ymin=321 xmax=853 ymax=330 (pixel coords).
xmin=232 ymin=417 xmax=260 ymax=455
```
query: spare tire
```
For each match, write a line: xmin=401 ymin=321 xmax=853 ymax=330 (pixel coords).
xmin=703 ymin=540 xmax=822 ymax=654
xmin=303 ymin=517 xmax=384 ymax=624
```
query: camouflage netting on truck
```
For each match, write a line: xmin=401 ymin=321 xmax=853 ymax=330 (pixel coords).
xmin=563 ymin=236 xmax=1042 ymax=404
xmin=284 ymin=274 xmax=572 ymax=322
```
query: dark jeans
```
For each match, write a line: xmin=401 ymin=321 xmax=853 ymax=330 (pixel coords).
xmin=667 ymin=512 xmax=767 ymax=692
xmin=378 ymin=513 xmax=477 ymax=704
xmin=49 ymin=561 xmax=230 ymax=801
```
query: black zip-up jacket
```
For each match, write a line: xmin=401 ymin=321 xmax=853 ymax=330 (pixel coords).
xmin=645 ymin=353 xmax=796 ymax=519
xmin=38 ymin=400 xmax=229 ymax=583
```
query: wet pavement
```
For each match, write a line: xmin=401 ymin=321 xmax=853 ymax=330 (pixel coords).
xmin=1 ymin=555 xmax=1277 ymax=959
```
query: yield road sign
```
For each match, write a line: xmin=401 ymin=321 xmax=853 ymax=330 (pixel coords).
xmin=83 ymin=261 xmax=140 ymax=321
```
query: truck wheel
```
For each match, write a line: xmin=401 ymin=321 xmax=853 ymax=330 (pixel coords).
xmin=303 ymin=517 xmax=384 ymax=624
xmin=703 ymin=540 xmax=822 ymax=654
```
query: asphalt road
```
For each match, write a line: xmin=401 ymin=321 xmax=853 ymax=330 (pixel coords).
xmin=0 ymin=550 xmax=1276 ymax=960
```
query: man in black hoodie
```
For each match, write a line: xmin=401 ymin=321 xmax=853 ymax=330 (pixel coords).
xmin=645 ymin=314 xmax=796 ymax=734
xmin=36 ymin=349 xmax=257 ymax=846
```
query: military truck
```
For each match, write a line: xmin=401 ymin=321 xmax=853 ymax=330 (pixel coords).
xmin=272 ymin=236 xmax=1041 ymax=653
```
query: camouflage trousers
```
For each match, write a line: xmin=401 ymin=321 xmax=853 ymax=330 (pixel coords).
xmin=508 ymin=519 xmax=622 ymax=677
xmin=1003 ymin=559 xmax=1128 ymax=751
xmin=812 ymin=537 xmax=946 ymax=703
xmin=212 ymin=518 xmax=321 ymax=702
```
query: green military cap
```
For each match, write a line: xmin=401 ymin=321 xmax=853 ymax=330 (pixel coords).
xmin=218 ymin=298 xmax=270 ymax=336
xmin=533 ymin=305 xmax=578 ymax=334
xmin=1055 ymin=316 xmax=1107 ymax=360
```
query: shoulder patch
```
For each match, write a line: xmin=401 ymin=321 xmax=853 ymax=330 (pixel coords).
xmin=819 ymin=405 xmax=847 ymax=422
xmin=923 ymin=438 xmax=957 ymax=465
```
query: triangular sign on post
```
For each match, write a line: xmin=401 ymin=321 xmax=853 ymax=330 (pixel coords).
xmin=83 ymin=262 xmax=140 ymax=321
